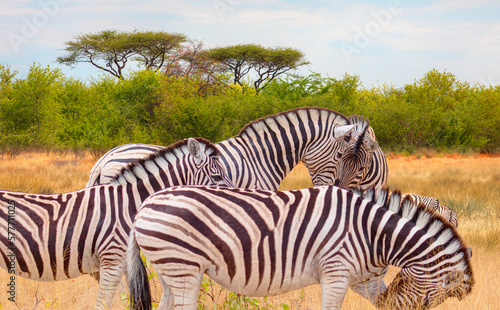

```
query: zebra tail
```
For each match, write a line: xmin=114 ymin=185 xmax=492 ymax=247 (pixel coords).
xmin=126 ymin=224 xmax=152 ymax=310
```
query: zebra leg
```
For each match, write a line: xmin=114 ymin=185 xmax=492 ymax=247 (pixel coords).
xmin=350 ymin=276 xmax=387 ymax=304
xmin=95 ymin=259 xmax=125 ymax=309
xmin=319 ymin=266 xmax=350 ymax=310
xmin=157 ymin=276 xmax=174 ymax=310
xmin=154 ymin=265 xmax=204 ymax=310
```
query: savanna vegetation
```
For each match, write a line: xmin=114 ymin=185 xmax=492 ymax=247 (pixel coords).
xmin=1 ymin=62 xmax=499 ymax=156
xmin=0 ymin=153 xmax=498 ymax=309
xmin=1 ymin=28 xmax=499 ymax=309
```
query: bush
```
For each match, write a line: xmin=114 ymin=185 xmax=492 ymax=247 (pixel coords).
xmin=0 ymin=66 xmax=499 ymax=153
xmin=0 ymin=64 xmax=65 ymax=151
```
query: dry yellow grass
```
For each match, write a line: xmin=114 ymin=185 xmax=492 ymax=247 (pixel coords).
xmin=0 ymin=151 xmax=96 ymax=194
xmin=0 ymin=153 xmax=499 ymax=309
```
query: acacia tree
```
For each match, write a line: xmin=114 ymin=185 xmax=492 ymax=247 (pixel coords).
xmin=207 ymin=44 xmax=309 ymax=92
xmin=57 ymin=30 xmax=186 ymax=79
xmin=252 ymin=47 xmax=309 ymax=91
xmin=162 ymin=40 xmax=228 ymax=94
xmin=130 ymin=31 xmax=187 ymax=70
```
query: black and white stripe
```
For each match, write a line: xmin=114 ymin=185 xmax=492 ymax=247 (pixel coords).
xmin=403 ymin=193 xmax=459 ymax=227
xmin=126 ymin=185 xmax=473 ymax=310
xmin=333 ymin=115 xmax=383 ymax=192
xmin=348 ymin=115 xmax=388 ymax=193
xmin=87 ymin=143 xmax=164 ymax=187
xmin=87 ymin=108 xmax=386 ymax=191
xmin=0 ymin=138 xmax=233 ymax=309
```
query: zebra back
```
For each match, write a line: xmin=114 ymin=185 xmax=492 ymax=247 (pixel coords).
xmin=87 ymin=107 xmax=384 ymax=192
xmin=437 ymin=204 xmax=459 ymax=227
xmin=402 ymin=193 xmax=459 ymax=227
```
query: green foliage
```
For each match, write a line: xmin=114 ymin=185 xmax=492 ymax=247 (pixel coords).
xmin=223 ymin=292 xmax=263 ymax=309
xmin=0 ymin=66 xmax=499 ymax=153
xmin=57 ymin=29 xmax=186 ymax=79
xmin=0 ymin=64 xmax=65 ymax=151
xmin=197 ymin=277 xmax=290 ymax=309
xmin=207 ymin=44 xmax=309 ymax=92
xmin=0 ymin=64 xmax=18 ymax=91
xmin=262 ymin=72 xmax=338 ymax=101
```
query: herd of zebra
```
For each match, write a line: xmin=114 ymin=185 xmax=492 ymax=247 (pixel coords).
xmin=0 ymin=107 xmax=473 ymax=309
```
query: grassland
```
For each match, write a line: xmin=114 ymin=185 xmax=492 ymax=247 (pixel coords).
xmin=0 ymin=152 xmax=499 ymax=309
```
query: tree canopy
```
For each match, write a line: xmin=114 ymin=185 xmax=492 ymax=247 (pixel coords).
xmin=207 ymin=44 xmax=309 ymax=92
xmin=57 ymin=30 xmax=308 ymax=89
xmin=56 ymin=30 xmax=186 ymax=79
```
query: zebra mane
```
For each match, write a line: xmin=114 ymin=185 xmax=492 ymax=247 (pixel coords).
xmin=108 ymin=138 xmax=219 ymax=185
xmin=350 ymin=115 xmax=370 ymax=155
xmin=236 ymin=107 xmax=349 ymax=137
xmin=348 ymin=114 xmax=377 ymax=139
xmin=359 ymin=187 xmax=469 ymax=255
xmin=347 ymin=114 xmax=367 ymax=131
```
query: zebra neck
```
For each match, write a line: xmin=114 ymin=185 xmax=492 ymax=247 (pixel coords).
xmin=370 ymin=210 xmax=451 ymax=270
xmin=109 ymin=152 xmax=193 ymax=192
xmin=217 ymin=135 xmax=304 ymax=189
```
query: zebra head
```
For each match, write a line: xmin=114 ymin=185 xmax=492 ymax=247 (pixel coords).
xmin=303 ymin=123 xmax=356 ymax=186
xmin=372 ymin=197 xmax=474 ymax=310
xmin=332 ymin=117 xmax=379 ymax=190
xmin=374 ymin=250 xmax=474 ymax=309
xmin=187 ymin=138 xmax=235 ymax=187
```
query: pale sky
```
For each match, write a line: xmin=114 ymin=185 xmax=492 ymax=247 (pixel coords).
xmin=1 ymin=0 xmax=500 ymax=87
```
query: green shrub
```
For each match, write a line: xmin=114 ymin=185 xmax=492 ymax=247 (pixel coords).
xmin=0 ymin=66 xmax=499 ymax=153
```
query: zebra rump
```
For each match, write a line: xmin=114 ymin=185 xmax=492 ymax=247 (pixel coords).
xmin=127 ymin=185 xmax=473 ymax=310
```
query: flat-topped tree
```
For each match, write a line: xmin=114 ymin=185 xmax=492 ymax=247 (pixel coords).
xmin=207 ymin=44 xmax=309 ymax=93
xmin=56 ymin=29 xmax=186 ymax=79
xmin=252 ymin=46 xmax=309 ymax=92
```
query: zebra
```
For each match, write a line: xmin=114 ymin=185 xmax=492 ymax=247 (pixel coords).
xmin=402 ymin=193 xmax=459 ymax=227
xmin=86 ymin=107 xmax=386 ymax=192
xmin=87 ymin=143 xmax=164 ymax=186
xmin=0 ymin=138 xmax=233 ymax=309
xmin=347 ymin=114 xmax=388 ymax=193
xmin=332 ymin=115 xmax=381 ymax=191
xmin=126 ymin=185 xmax=474 ymax=310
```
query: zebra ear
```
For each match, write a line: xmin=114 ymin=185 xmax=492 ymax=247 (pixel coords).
xmin=367 ymin=140 xmax=379 ymax=152
xmin=466 ymin=246 xmax=472 ymax=258
xmin=334 ymin=124 xmax=355 ymax=139
xmin=187 ymin=138 xmax=206 ymax=164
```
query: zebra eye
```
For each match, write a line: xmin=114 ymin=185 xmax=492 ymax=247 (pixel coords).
xmin=212 ymin=174 xmax=223 ymax=182
xmin=335 ymin=152 xmax=343 ymax=159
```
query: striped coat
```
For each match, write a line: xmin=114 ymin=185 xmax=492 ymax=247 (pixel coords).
xmin=126 ymin=185 xmax=473 ymax=310
xmin=87 ymin=108 xmax=387 ymax=192
xmin=0 ymin=138 xmax=233 ymax=309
